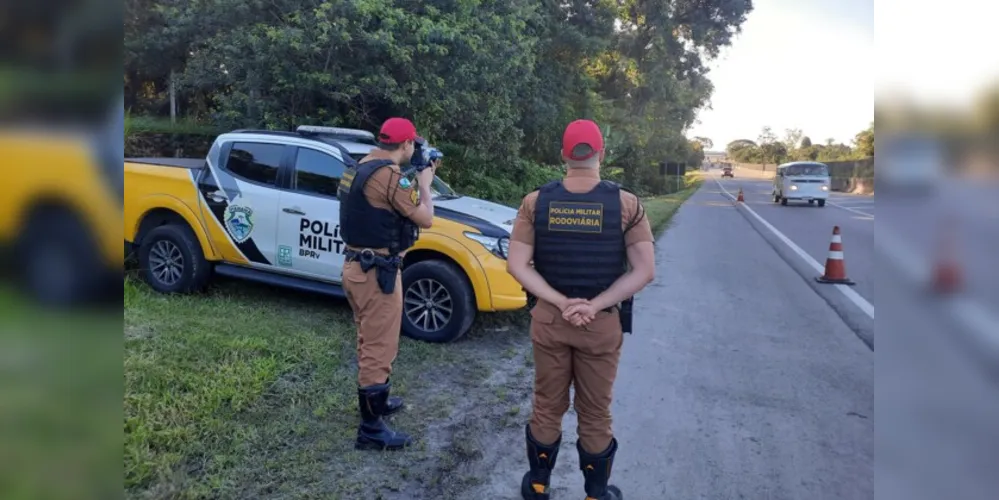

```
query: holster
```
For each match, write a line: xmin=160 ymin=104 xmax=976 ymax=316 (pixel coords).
xmin=353 ymin=251 xmax=403 ymax=294
xmin=619 ymin=297 xmax=634 ymax=335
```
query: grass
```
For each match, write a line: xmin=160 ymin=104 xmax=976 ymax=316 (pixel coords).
xmin=124 ymin=273 xmax=533 ymax=499
xmin=644 ymin=174 xmax=704 ymax=235
xmin=0 ymin=287 xmax=121 ymax=500
xmin=128 ymin=115 xmax=219 ymax=135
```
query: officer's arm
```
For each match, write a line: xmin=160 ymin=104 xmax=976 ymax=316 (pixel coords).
xmin=389 ymin=171 xmax=435 ymax=229
xmin=588 ymin=197 xmax=656 ymax=311
xmin=406 ymin=195 xmax=434 ymax=229
xmin=506 ymin=194 xmax=571 ymax=309
xmin=588 ymin=242 xmax=655 ymax=312
xmin=507 ymin=240 xmax=570 ymax=308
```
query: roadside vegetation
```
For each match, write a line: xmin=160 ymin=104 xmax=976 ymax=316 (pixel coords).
xmin=724 ymin=123 xmax=875 ymax=166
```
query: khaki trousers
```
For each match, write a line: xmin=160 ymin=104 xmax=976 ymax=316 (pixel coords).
xmin=342 ymin=261 xmax=402 ymax=387
xmin=527 ymin=301 xmax=624 ymax=454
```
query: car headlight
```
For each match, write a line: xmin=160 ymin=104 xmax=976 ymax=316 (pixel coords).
xmin=790 ymin=184 xmax=798 ymax=191
xmin=821 ymin=185 xmax=829 ymax=191
xmin=464 ymin=232 xmax=510 ymax=259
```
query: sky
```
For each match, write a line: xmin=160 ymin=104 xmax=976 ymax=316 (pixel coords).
xmin=875 ymin=0 xmax=999 ymax=111
xmin=687 ymin=0 xmax=875 ymax=150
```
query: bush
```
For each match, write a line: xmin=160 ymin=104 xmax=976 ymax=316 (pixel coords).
xmin=436 ymin=142 xmax=565 ymax=207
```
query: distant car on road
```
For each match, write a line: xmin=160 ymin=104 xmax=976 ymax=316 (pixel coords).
xmin=773 ymin=161 xmax=831 ymax=207
xmin=876 ymin=134 xmax=943 ymax=195
xmin=722 ymin=166 xmax=734 ymax=178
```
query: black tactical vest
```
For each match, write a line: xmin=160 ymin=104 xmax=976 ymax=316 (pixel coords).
xmin=337 ymin=159 xmax=418 ymax=255
xmin=533 ymin=180 xmax=626 ymax=300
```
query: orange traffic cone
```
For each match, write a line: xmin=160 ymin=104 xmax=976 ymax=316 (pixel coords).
xmin=816 ymin=226 xmax=855 ymax=285
xmin=736 ymin=188 xmax=745 ymax=202
xmin=931 ymin=216 xmax=962 ymax=294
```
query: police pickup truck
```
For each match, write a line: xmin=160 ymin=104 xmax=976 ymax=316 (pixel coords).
xmin=1 ymin=98 xmax=123 ymax=306
xmin=124 ymin=126 xmax=526 ymax=343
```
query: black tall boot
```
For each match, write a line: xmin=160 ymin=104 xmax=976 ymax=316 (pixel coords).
xmin=355 ymin=383 xmax=413 ymax=451
xmin=380 ymin=378 xmax=404 ymax=417
xmin=578 ymin=438 xmax=623 ymax=500
xmin=521 ymin=424 xmax=561 ymax=499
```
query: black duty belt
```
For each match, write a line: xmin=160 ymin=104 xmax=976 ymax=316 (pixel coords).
xmin=344 ymin=249 xmax=402 ymax=294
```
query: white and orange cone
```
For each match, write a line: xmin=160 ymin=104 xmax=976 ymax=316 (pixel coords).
xmin=931 ymin=215 xmax=963 ymax=294
xmin=736 ymin=187 xmax=745 ymax=202
xmin=816 ymin=226 xmax=855 ymax=285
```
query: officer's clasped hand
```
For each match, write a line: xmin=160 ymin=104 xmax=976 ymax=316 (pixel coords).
xmin=560 ymin=298 xmax=598 ymax=327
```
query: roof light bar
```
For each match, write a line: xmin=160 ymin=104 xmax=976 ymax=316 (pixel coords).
xmin=296 ymin=125 xmax=375 ymax=141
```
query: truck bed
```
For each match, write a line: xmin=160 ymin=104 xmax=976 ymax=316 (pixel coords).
xmin=126 ymin=157 xmax=205 ymax=169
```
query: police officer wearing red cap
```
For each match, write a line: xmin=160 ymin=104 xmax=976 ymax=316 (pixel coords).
xmin=337 ymin=117 xmax=437 ymax=451
xmin=507 ymin=119 xmax=656 ymax=499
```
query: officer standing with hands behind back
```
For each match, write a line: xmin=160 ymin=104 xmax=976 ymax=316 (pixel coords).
xmin=337 ymin=117 xmax=437 ymax=451
xmin=506 ymin=119 xmax=656 ymax=500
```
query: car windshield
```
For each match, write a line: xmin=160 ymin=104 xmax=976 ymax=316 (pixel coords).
xmin=407 ymin=171 xmax=459 ymax=199
xmin=784 ymin=164 xmax=827 ymax=176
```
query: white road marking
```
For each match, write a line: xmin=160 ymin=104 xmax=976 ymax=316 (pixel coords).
xmin=712 ymin=175 xmax=875 ymax=320
xmin=829 ymin=201 xmax=875 ymax=218
xmin=874 ymin=226 xmax=999 ymax=358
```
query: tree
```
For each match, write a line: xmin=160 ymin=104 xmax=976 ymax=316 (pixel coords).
xmin=725 ymin=139 xmax=758 ymax=162
xmin=783 ymin=128 xmax=803 ymax=152
xmin=693 ymin=136 xmax=714 ymax=150
xmin=757 ymin=126 xmax=784 ymax=165
xmin=800 ymin=136 xmax=812 ymax=148
xmin=122 ymin=0 xmax=754 ymax=195
xmin=686 ymin=139 xmax=706 ymax=168
xmin=854 ymin=123 xmax=874 ymax=157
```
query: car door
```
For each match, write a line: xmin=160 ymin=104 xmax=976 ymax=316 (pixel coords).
xmin=275 ymin=144 xmax=349 ymax=282
xmin=199 ymin=140 xmax=286 ymax=268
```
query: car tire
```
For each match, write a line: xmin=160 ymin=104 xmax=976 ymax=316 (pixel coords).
xmin=817 ymin=199 xmax=826 ymax=207
xmin=138 ymin=224 xmax=211 ymax=294
xmin=780 ymin=196 xmax=788 ymax=206
xmin=808 ymin=200 xmax=815 ymax=205
xmin=15 ymin=207 xmax=112 ymax=307
xmin=400 ymin=260 xmax=476 ymax=343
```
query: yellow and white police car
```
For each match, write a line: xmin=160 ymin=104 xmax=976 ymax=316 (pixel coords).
xmin=124 ymin=126 xmax=526 ymax=342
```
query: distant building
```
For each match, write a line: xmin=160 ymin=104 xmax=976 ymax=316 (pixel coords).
xmin=704 ymin=151 xmax=727 ymax=162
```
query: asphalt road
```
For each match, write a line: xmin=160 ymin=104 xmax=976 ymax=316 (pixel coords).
xmin=717 ymin=174 xmax=875 ymax=307
xmin=498 ymin=179 xmax=875 ymax=499
xmin=473 ymin=174 xmax=999 ymax=499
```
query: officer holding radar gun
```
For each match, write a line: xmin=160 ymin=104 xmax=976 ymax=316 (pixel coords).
xmin=507 ymin=119 xmax=656 ymax=500
xmin=336 ymin=117 xmax=437 ymax=451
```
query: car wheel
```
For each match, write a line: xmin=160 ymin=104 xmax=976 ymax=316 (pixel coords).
xmin=780 ymin=196 xmax=788 ymax=206
xmin=808 ymin=200 xmax=815 ymax=205
xmin=401 ymin=260 xmax=476 ymax=343
xmin=138 ymin=224 xmax=211 ymax=294
xmin=817 ymin=199 xmax=826 ymax=207
xmin=16 ymin=207 xmax=111 ymax=307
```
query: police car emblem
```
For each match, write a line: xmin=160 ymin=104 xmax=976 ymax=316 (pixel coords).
xmin=410 ymin=189 xmax=420 ymax=205
xmin=224 ymin=204 xmax=255 ymax=243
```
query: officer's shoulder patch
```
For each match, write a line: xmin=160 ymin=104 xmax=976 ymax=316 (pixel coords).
xmin=410 ymin=188 xmax=420 ymax=205
xmin=399 ymin=177 xmax=412 ymax=189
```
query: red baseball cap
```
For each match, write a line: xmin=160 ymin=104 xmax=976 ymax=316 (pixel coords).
xmin=562 ymin=119 xmax=604 ymax=161
xmin=378 ymin=117 xmax=421 ymax=144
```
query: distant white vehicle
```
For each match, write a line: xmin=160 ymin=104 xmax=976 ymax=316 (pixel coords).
xmin=876 ymin=135 xmax=943 ymax=193
xmin=773 ymin=161 xmax=831 ymax=207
